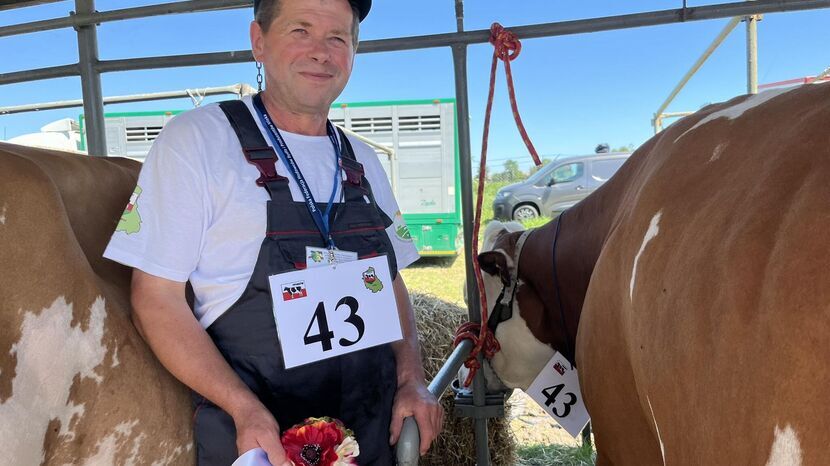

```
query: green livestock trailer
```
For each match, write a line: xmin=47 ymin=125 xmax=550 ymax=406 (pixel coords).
xmin=80 ymin=98 xmax=462 ymax=257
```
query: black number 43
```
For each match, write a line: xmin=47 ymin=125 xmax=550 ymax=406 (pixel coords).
xmin=541 ymin=383 xmax=577 ymax=418
xmin=303 ymin=296 xmax=365 ymax=351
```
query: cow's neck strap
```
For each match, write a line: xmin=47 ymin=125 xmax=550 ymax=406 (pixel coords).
xmin=489 ymin=228 xmax=533 ymax=329
xmin=551 ymin=210 xmax=575 ymax=367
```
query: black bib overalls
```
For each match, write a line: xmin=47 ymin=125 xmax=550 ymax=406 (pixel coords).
xmin=191 ymin=99 xmax=399 ymax=465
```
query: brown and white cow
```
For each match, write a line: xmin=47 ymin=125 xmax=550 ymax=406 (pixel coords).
xmin=0 ymin=142 xmax=194 ymax=465
xmin=478 ymin=82 xmax=830 ymax=465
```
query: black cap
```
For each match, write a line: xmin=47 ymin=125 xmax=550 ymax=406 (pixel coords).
xmin=254 ymin=0 xmax=371 ymax=22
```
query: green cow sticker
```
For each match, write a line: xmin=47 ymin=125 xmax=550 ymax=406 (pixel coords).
xmin=116 ymin=185 xmax=143 ymax=234
xmin=362 ymin=267 xmax=383 ymax=293
xmin=309 ymin=250 xmax=325 ymax=263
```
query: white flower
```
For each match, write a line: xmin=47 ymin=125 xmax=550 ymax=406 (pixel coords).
xmin=333 ymin=436 xmax=360 ymax=465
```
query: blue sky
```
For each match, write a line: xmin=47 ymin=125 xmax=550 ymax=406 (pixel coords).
xmin=2 ymin=1 xmax=828 ymax=171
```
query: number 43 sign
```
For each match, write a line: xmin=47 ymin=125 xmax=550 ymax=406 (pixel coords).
xmin=526 ymin=352 xmax=590 ymax=438
xmin=268 ymin=255 xmax=403 ymax=369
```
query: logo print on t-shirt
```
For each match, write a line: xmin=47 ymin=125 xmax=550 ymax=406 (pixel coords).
xmin=116 ymin=185 xmax=143 ymax=234
xmin=393 ymin=211 xmax=412 ymax=242
xmin=362 ymin=267 xmax=383 ymax=293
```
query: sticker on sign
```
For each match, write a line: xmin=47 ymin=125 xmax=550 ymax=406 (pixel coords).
xmin=526 ymin=352 xmax=590 ymax=438
xmin=281 ymin=281 xmax=308 ymax=301
xmin=268 ymin=255 xmax=403 ymax=369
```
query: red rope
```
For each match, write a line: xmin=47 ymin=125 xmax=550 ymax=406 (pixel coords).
xmin=454 ymin=23 xmax=542 ymax=387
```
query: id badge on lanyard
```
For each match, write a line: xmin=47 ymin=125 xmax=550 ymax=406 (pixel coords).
xmin=252 ymin=93 xmax=341 ymax=249
xmin=268 ymin=255 xmax=403 ymax=369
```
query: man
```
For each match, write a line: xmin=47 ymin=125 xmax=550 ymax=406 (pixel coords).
xmin=103 ymin=0 xmax=443 ymax=464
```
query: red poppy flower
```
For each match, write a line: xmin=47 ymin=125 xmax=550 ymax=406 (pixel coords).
xmin=281 ymin=418 xmax=358 ymax=466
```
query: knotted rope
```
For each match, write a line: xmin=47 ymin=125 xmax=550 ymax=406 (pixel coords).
xmin=454 ymin=23 xmax=542 ymax=387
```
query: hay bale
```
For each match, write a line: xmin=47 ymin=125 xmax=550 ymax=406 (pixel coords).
xmin=411 ymin=291 xmax=516 ymax=466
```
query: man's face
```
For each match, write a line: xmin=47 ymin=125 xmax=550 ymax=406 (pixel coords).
xmin=251 ymin=0 xmax=355 ymax=115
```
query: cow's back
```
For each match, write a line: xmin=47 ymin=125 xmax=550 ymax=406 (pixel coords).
xmin=0 ymin=143 xmax=194 ymax=465
xmin=578 ymin=83 xmax=830 ymax=465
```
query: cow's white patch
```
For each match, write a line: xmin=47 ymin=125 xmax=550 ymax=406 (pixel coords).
xmin=79 ymin=420 xmax=143 ymax=466
xmin=111 ymin=344 xmax=120 ymax=368
xmin=764 ymin=424 xmax=802 ymax=466
xmin=675 ymin=88 xmax=792 ymax=142
xmin=149 ymin=442 xmax=193 ymax=466
xmin=630 ymin=212 xmax=662 ymax=301
xmin=647 ymin=396 xmax=666 ymax=465
xmin=0 ymin=204 xmax=6 ymax=225
xmin=709 ymin=142 xmax=729 ymax=163
xmin=0 ymin=296 xmax=108 ymax=465
xmin=489 ymin=283 xmax=555 ymax=391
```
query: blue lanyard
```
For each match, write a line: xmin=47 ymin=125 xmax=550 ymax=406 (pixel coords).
xmin=252 ymin=93 xmax=341 ymax=249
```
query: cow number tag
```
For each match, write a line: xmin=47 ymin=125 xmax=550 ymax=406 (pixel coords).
xmin=526 ymin=352 xmax=590 ymax=437
xmin=268 ymin=255 xmax=403 ymax=369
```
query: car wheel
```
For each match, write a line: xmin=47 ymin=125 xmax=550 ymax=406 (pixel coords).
xmin=512 ymin=204 xmax=539 ymax=221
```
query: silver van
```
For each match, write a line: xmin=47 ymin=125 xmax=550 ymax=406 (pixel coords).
xmin=492 ymin=152 xmax=631 ymax=221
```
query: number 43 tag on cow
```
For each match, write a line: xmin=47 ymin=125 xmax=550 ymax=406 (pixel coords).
xmin=526 ymin=352 xmax=590 ymax=438
xmin=268 ymin=255 xmax=403 ymax=369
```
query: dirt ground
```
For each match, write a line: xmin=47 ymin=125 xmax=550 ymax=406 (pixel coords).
xmin=507 ymin=390 xmax=582 ymax=447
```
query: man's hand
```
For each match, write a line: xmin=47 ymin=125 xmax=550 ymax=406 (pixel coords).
xmin=232 ymin=400 xmax=292 ymax=466
xmin=388 ymin=380 xmax=444 ymax=456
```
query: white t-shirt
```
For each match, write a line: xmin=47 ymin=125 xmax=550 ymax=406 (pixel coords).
xmin=104 ymin=96 xmax=419 ymax=329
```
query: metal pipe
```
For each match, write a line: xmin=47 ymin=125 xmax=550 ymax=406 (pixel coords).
xmin=0 ymin=1 xmax=62 ymax=12
xmin=0 ymin=64 xmax=78 ymax=86
xmin=3 ymin=0 xmax=826 ymax=41
xmin=338 ymin=128 xmax=393 ymax=157
xmin=396 ymin=340 xmax=473 ymax=466
xmin=96 ymin=51 xmax=254 ymax=73
xmin=357 ymin=0 xmax=830 ymax=54
xmin=0 ymin=84 xmax=256 ymax=115
xmin=395 ymin=418 xmax=421 ymax=466
xmin=0 ymin=0 xmax=251 ymax=38
xmin=746 ymin=7 xmax=759 ymax=94
xmin=3 ymin=1 xmax=828 ymax=86
xmin=75 ymin=0 xmax=107 ymax=156
xmin=653 ymin=16 xmax=741 ymax=123
xmin=450 ymin=1 xmax=491 ymax=463
xmin=472 ymin=356 xmax=490 ymax=466
xmin=653 ymin=110 xmax=696 ymax=134
xmin=427 ymin=340 xmax=472 ymax=395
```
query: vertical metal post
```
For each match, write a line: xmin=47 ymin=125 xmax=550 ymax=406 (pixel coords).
xmin=746 ymin=13 xmax=758 ymax=94
xmin=452 ymin=0 xmax=490 ymax=464
xmin=75 ymin=0 xmax=107 ymax=156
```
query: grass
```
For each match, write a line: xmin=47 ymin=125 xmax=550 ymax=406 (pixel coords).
xmin=401 ymin=255 xmax=466 ymax=306
xmin=516 ymin=443 xmax=596 ymax=466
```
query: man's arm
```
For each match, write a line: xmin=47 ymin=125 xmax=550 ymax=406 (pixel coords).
xmin=130 ymin=270 xmax=292 ymax=466
xmin=388 ymin=274 xmax=444 ymax=455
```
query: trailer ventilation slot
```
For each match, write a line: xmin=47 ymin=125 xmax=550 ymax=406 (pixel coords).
xmin=398 ymin=114 xmax=440 ymax=132
xmin=126 ymin=125 xmax=163 ymax=142
xmin=351 ymin=116 xmax=393 ymax=133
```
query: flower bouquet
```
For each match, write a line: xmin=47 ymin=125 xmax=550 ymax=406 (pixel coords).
xmin=281 ymin=417 xmax=359 ymax=466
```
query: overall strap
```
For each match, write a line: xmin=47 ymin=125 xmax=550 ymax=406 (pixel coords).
xmin=337 ymin=127 xmax=374 ymax=203
xmin=219 ymin=100 xmax=290 ymax=200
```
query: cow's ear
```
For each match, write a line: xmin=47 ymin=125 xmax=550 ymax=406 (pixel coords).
xmin=478 ymin=250 xmax=512 ymax=286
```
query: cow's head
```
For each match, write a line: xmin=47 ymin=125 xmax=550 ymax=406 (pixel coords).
xmin=471 ymin=221 xmax=557 ymax=392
